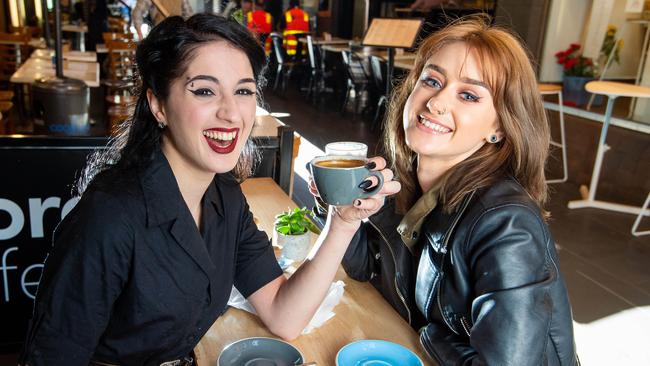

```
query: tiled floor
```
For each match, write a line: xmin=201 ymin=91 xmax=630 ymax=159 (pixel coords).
xmin=264 ymin=82 xmax=650 ymax=365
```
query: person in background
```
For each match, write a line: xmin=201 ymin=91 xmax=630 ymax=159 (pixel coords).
xmin=131 ymin=0 xmax=193 ymax=40
xmin=282 ymin=0 xmax=309 ymax=57
xmin=325 ymin=16 xmax=580 ymax=365
xmin=246 ymin=0 xmax=272 ymax=55
xmin=20 ymin=13 xmax=398 ymax=366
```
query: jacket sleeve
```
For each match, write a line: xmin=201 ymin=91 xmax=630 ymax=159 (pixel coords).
xmin=341 ymin=221 xmax=377 ymax=282
xmin=424 ymin=204 xmax=557 ymax=366
xmin=20 ymin=192 xmax=134 ymax=366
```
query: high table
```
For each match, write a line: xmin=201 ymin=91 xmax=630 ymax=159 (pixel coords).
xmin=10 ymin=54 xmax=100 ymax=87
xmin=568 ymin=81 xmax=650 ymax=218
xmin=30 ymin=49 xmax=97 ymax=62
xmin=193 ymin=177 xmax=433 ymax=366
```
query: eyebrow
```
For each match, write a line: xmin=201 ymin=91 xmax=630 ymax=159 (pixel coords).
xmin=185 ymin=75 xmax=256 ymax=86
xmin=423 ymin=64 xmax=491 ymax=92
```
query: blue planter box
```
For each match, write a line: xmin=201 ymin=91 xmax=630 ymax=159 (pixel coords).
xmin=563 ymin=76 xmax=604 ymax=107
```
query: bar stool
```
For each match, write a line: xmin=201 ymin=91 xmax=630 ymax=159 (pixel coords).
xmin=538 ymin=83 xmax=568 ymax=183
xmin=568 ymin=81 xmax=650 ymax=220
xmin=632 ymin=193 xmax=650 ymax=236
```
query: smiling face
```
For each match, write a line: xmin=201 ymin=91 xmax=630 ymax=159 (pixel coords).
xmin=148 ymin=41 xmax=257 ymax=180
xmin=403 ymin=42 xmax=500 ymax=168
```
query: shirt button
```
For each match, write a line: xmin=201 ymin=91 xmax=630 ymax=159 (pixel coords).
xmin=374 ymin=252 xmax=381 ymax=260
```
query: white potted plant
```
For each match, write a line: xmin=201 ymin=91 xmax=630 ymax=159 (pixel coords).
xmin=274 ymin=207 xmax=321 ymax=269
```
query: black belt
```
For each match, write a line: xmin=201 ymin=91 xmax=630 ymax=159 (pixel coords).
xmin=90 ymin=356 xmax=194 ymax=366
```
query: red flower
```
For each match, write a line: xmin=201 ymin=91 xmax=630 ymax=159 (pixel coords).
xmin=564 ymin=58 xmax=578 ymax=70
xmin=556 ymin=43 xmax=595 ymax=77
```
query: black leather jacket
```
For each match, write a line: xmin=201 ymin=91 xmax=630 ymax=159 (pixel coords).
xmin=342 ymin=178 xmax=579 ymax=365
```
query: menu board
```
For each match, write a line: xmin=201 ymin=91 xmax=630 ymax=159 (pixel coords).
xmin=152 ymin=0 xmax=183 ymax=17
xmin=362 ymin=18 xmax=423 ymax=49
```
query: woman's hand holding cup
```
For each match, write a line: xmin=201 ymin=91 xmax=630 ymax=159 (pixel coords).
xmin=309 ymin=156 xmax=400 ymax=230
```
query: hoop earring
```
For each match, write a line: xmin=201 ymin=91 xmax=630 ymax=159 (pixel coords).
xmin=158 ymin=121 xmax=166 ymax=129
xmin=489 ymin=134 xmax=499 ymax=144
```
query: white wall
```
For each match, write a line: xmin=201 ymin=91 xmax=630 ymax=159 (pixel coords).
xmin=539 ymin=0 xmax=645 ymax=82
xmin=539 ymin=0 xmax=591 ymax=82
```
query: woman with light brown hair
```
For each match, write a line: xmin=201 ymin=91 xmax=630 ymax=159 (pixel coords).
xmin=339 ymin=16 xmax=579 ymax=365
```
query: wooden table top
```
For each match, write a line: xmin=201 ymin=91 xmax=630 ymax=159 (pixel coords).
xmin=252 ymin=114 xmax=284 ymax=138
xmin=10 ymin=56 xmax=100 ymax=87
xmin=31 ymin=49 xmax=97 ymax=62
xmin=298 ymin=36 xmax=351 ymax=45
xmin=585 ymin=81 xmax=650 ymax=98
xmin=193 ymin=177 xmax=433 ymax=366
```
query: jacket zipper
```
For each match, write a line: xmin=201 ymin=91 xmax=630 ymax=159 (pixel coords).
xmin=436 ymin=191 xmax=475 ymax=335
xmin=460 ymin=316 xmax=471 ymax=337
xmin=368 ymin=219 xmax=412 ymax=325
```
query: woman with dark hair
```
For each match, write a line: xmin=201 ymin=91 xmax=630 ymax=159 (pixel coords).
xmin=334 ymin=16 xmax=579 ymax=365
xmin=20 ymin=13 xmax=398 ymax=366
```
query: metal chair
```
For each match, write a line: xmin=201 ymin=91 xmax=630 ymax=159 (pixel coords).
xmin=632 ymin=193 xmax=650 ymax=236
xmin=539 ymin=83 xmax=568 ymax=184
xmin=370 ymin=55 xmax=388 ymax=129
xmin=341 ymin=49 xmax=370 ymax=116
xmin=304 ymin=35 xmax=324 ymax=102
xmin=270 ymin=33 xmax=296 ymax=93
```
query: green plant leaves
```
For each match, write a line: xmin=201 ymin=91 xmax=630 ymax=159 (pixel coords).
xmin=274 ymin=206 xmax=322 ymax=235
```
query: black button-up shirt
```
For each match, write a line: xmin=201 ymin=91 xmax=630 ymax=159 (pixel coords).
xmin=21 ymin=150 xmax=283 ymax=365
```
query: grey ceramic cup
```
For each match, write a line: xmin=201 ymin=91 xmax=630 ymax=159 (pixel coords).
xmin=309 ymin=155 xmax=384 ymax=206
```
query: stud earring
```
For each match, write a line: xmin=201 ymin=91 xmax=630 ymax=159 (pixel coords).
xmin=157 ymin=121 xmax=166 ymax=129
xmin=489 ymin=134 xmax=499 ymax=143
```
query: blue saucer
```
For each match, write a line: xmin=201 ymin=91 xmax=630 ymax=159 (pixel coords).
xmin=336 ymin=340 xmax=423 ymax=366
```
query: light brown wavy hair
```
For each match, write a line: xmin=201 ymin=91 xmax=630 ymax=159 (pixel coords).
xmin=383 ymin=15 xmax=550 ymax=215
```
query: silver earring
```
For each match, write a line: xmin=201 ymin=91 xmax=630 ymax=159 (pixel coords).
xmin=489 ymin=134 xmax=499 ymax=143
xmin=158 ymin=121 xmax=166 ymax=129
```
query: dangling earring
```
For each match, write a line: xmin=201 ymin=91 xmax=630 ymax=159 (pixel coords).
xmin=489 ymin=134 xmax=499 ymax=143
xmin=158 ymin=121 xmax=166 ymax=129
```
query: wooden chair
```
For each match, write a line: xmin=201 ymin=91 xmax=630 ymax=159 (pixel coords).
xmin=0 ymin=90 xmax=13 ymax=101
xmin=0 ymin=32 xmax=32 ymax=86
xmin=9 ymin=25 xmax=42 ymax=38
xmin=102 ymin=32 xmax=134 ymax=44
xmin=108 ymin=17 xmax=129 ymax=34
xmin=252 ymin=124 xmax=296 ymax=195
xmin=538 ymin=83 xmax=568 ymax=184
xmin=104 ymin=39 xmax=138 ymax=134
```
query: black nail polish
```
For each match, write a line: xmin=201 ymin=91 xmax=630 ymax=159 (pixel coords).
xmin=365 ymin=161 xmax=376 ymax=169
xmin=358 ymin=180 xmax=372 ymax=189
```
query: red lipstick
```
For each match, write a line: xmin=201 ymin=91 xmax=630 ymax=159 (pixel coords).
xmin=204 ymin=127 xmax=239 ymax=154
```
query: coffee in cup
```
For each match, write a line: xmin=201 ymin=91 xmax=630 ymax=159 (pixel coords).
xmin=309 ymin=155 xmax=384 ymax=206
xmin=314 ymin=159 xmax=366 ymax=168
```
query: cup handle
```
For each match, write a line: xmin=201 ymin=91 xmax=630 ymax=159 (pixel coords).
xmin=358 ymin=171 xmax=384 ymax=200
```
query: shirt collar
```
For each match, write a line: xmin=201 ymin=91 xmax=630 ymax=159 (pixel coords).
xmin=205 ymin=175 xmax=225 ymax=218
xmin=397 ymin=183 xmax=441 ymax=251
xmin=140 ymin=149 xmax=225 ymax=227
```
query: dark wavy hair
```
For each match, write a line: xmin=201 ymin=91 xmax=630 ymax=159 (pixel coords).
xmin=76 ymin=13 xmax=267 ymax=195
